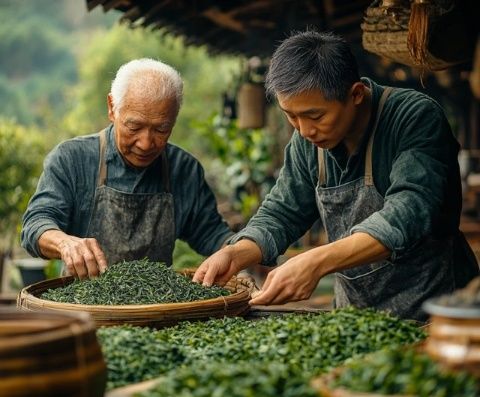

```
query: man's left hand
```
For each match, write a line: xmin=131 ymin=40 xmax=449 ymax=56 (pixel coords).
xmin=249 ymin=249 xmax=323 ymax=305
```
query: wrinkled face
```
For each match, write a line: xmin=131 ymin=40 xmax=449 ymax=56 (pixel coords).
xmin=108 ymin=91 xmax=178 ymax=168
xmin=277 ymin=88 xmax=358 ymax=150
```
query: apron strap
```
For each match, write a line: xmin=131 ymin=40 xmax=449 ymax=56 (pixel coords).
xmin=317 ymin=146 xmax=326 ymax=186
xmin=364 ymin=86 xmax=393 ymax=186
xmin=317 ymin=87 xmax=393 ymax=186
xmin=97 ymin=128 xmax=108 ymax=187
xmin=160 ymin=150 xmax=171 ymax=193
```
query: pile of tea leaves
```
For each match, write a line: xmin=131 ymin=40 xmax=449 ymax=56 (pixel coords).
xmin=97 ymin=307 xmax=426 ymax=390
xmin=40 ymin=259 xmax=230 ymax=305
xmin=331 ymin=346 xmax=479 ymax=397
xmin=137 ymin=362 xmax=318 ymax=397
xmin=96 ymin=326 xmax=185 ymax=389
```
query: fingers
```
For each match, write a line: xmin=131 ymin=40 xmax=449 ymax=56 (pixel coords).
xmin=59 ymin=237 xmax=107 ymax=280
xmin=85 ymin=238 xmax=108 ymax=274
xmin=249 ymin=268 xmax=304 ymax=305
xmin=192 ymin=263 xmax=208 ymax=283
xmin=203 ymin=261 xmax=221 ymax=287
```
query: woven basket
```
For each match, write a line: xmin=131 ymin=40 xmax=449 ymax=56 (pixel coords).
xmin=0 ymin=308 xmax=106 ymax=397
xmin=17 ymin=269 xmax=255 ymax=328
xmin=361 ymin=2 xmax=471 ymax=70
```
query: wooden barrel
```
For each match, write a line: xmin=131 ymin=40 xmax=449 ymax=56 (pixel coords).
xmin=423 ymin=287 xmax=480 ymax=378
xmin=424 ymin=313 xmax=480 ymax=378
xmin=0 ymin=308 xmax=106 ymax=397
xmin=17 ymin=270 xmax=255 ymax=328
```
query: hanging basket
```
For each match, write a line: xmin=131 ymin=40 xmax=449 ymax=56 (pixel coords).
xmin=237 ymin=83 xmax=266 ymax=129
xmin=0 ymin=308 xmax=106 ymax=397
xmin=17 ymin=269 xmax=255 ymax=328
xmin=361 ymin=0 xmax=474 ymax=70
xmin=469 ymin=36 xmax=480 ymax=99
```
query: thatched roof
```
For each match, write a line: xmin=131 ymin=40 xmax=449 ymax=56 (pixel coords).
xmin=86 ymin=0 xmax=371 ymax=57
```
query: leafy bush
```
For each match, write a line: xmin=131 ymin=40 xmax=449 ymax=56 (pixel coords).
xmin=0 ymin=118 xmax=47 ymax=253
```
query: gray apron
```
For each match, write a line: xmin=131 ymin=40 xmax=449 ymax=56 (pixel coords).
xmin=86 ymin=129 xmax=175 ymax=266
xmin=315 ymin=88 xmax=455 ymax=321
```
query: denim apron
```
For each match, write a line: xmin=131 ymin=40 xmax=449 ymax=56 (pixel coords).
xmin=315 ymin=88 xmax=456 ymax=321
xmin=86 ymin=129 xmax=175 ymax=266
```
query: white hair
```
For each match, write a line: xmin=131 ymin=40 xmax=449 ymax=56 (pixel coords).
xmin=110 ymin=58 xmax=184 ymax=116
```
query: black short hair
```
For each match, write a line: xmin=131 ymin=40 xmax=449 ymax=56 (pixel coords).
xmin=265 ymin=31 xmax=360 ymax=101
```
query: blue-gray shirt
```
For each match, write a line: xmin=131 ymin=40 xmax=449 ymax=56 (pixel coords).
xmin=21 ymin=125 xmax=233 ymax=258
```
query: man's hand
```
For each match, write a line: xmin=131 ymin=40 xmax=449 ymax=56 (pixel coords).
xmin=38 ymin=230 xmax=107 ymax=279
xmin=249 ymin=232 xmax=391 ymax=305
xmin=249 ymin=249 xmax=323 ymax=305
xmin=192 ymin=245 xmax=238 ymax=286
xmin=192 ymin=239 xmax=263 ymax=286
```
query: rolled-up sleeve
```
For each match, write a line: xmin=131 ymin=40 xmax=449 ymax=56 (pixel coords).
xmin=229 ymin=132 xmax=320 ymax=265
xmin=21 ymin=144 xmax=75 ymax=257
xmin=351 ymin=99 xmax=456 ymax=260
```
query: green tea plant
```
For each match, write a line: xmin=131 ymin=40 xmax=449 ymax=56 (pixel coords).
xmin=332 ymin=347 xmax=479 ymax=397
xmin=41 ymin=259 xmax=229 ymax=305
xmin=137 ymin=362 xmax=318 ymax=397
xmin=97 ymin=326 xmax=185 ymax=390
xmin=98 ymin=307 xmax=426 ymax=390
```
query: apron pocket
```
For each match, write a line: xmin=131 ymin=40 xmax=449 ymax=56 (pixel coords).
xmin=337 ymin=261 xmax=392 ymax=281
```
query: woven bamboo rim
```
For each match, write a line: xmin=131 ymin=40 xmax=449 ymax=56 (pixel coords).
xmin=17 ymin=268 xmax=255 ymax=327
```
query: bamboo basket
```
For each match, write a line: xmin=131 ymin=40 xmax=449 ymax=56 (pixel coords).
xmin=361 ymin=3 xmax=471 ymax=71
xmin=17 ymin=269 xmax=255 ymax=328
xmin=0 ymin=308 xmax=106 ymax=397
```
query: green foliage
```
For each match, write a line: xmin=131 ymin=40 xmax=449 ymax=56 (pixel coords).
xmin=138 ymin=362 xmax=318 ymax=397
xmin=0 ymin=0 xmax=119 ymax=129
xmin=97 ymin=326 xmax=185 ymax=390
xmin=41 ymin=259 xmax=229 ymax=305
xmin=333 ymin=347 xmax=479 ymax=396
xmin=172 ymin=240 xmax=205 ymax=271
xmin=98 ymin=307 xmax=426 ymax=390
xmin=0 ymin=119 xmax=47 ymax=252
xmin=0 ymin=1 xmax=79 ymax=126
xmin=44 ymin=259 xmax=64 ymax=279
xmin=192 ymin=114 xmax=274 ymax=218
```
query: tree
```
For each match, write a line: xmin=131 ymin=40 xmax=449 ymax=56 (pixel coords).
xmin=0 ymin=119 xmax=47 ymax=286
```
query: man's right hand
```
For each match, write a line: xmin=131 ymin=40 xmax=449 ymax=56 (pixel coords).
xmin=192 ymin=239 xmax=262 ymax=286
xmin=193 ymin=245 xmax=239 ymax=286
xmin=38 ymin=230 xmax=107 ymax=279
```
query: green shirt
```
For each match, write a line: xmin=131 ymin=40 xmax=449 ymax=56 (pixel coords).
xmin=230 ymin=78 xmax=463 ymax=265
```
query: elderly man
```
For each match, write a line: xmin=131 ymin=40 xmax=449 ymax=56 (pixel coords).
xmin=193 ymin=31 xmax=479 ymax=321
xmin=22 ymin=58 xmax=232 ymax=279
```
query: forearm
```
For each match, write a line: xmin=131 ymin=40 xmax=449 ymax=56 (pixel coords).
xmin=314 ymin=232 xmax=391 ymax=277
xmin=38 ymin=229 xmax=71 ymax=259
xmin=229 ymin=239 xmax=263 ymax=272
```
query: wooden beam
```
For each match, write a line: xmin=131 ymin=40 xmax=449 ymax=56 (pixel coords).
xmin=102 ymin=0 xmax=131 ymax=12
xmin=202 ymin=8 xmax=246 ymax=34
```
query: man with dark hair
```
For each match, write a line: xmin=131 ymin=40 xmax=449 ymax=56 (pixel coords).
xmin=194 ymin=31 xmax=479 ymax=321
